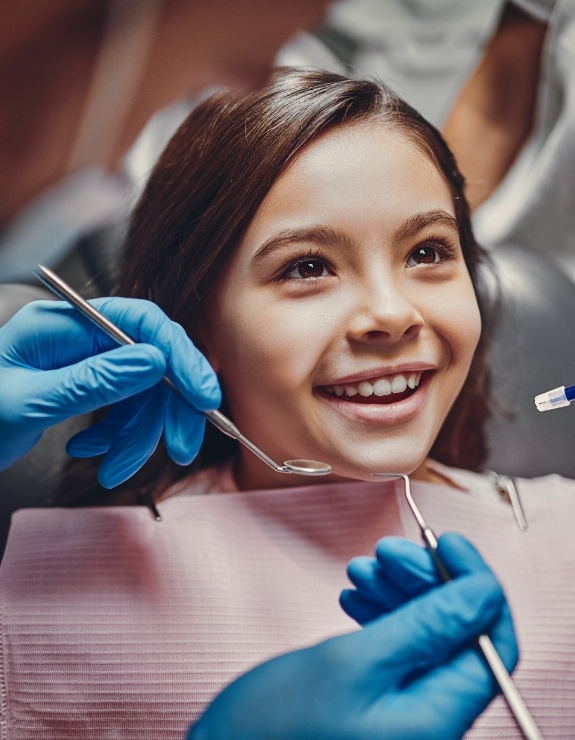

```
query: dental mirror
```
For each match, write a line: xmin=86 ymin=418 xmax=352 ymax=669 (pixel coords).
xmin=35 ymin=265 xmax=333 ymax=480
xmin=208 ymin=410 xmax=331 ymax=476
xmin=282 ymin=459 xmax=332 ymax=475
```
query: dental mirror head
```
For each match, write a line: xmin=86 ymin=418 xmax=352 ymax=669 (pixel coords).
xmin=203 ymin=410 xmax=331 ymax=476
xmin=282 ymin=459 xmax=332 ymax=476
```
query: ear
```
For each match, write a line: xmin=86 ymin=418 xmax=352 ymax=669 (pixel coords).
xmin=203 ymin=345 xmax=222 ymax=375
xmin=192 ymin=324 xmax=222 ymax=374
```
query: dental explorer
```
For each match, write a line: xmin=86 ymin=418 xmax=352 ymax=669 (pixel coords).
xmin=372 ymin=473 xmax=543 ymax=740
xmin=35 ymin=264 xmax=332 ymax=481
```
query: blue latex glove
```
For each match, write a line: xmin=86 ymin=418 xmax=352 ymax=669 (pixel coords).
xmin=186 ymin=533 xmax=518 ymax=740
xmin=341 ymin=532 xmax=514 ymax=629
xmin=0 ymin=298 xmax=221 ymax=487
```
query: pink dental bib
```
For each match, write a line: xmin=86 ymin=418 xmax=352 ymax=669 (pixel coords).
xmin=1 ymin=465 xmax=574 ymax=738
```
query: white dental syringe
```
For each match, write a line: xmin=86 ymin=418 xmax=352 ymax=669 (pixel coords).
xmin=534 ymin=384 xmax=575 ymax=411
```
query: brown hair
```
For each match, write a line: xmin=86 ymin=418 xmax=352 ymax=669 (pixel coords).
xmin=58 ymin=67 xmax=494 ymax=507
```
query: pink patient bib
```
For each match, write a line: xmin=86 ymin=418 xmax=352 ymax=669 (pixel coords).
xmin=0 ymin=468 xmax=575 ymax=738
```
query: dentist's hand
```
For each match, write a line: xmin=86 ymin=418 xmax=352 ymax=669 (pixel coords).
xmin=0 ymin=298 xmax=220 ymax=486
xmin=341 ymin=532 xmax=514 ymax=629
xmin=186 ymin=534 xmax=518 ymax=740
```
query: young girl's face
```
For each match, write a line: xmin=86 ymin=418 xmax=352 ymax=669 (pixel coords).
xmin=202 ymin=123 xmax=481 ymax=489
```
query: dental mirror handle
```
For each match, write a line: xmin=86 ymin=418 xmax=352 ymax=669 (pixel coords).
xmin=204 ymin=409 xmax=286 ymax=473
xmin=34 ymin=264 xmax=290 ymax=475
xmin=422 ymin=528 xmax=543 ymax=740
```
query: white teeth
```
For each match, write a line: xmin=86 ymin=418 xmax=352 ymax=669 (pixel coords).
xmin=324 ymin=372 xmax=422 ymax=399
xmin=373 ymin=378 xmax=392 ymax=396
xmin=391 ymin=375 xmax=407 ymax=393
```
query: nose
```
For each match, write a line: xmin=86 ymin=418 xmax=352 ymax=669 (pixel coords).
xmin=346 ymin=277 xmax=424 ymax=344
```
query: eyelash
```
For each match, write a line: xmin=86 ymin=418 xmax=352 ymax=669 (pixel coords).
xmin=406 ymin=236 xmax=458 ymax=267
xmin=274 ymin=249 xmax=333 ymax=282
xmin=274 ymin=237 xmax=457 ymax=282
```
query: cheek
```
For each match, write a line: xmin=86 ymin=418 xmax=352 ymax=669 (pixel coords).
xmin=439 ymin=283 xmax=482 ymax=367
xmin=210 ymin=294 xmax=340 ymax=397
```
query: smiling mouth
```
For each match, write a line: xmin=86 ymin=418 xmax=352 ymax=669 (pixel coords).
xmin=321 ymin=371 xmax=427 ymax=405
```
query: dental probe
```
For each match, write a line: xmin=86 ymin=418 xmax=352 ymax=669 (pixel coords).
xmin=535 ymin=384 xmax=575 ymax=411
xmin=35 ymin=265 xmax=332 ymax=480
xmin=372 ymin=473 xmax=543 ymax=740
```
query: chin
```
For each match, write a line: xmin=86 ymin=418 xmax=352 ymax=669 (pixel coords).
xmin=325 ymin=451 xmax=428 ymax=483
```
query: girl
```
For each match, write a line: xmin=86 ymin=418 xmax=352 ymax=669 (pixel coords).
xmin=1 ymin=69 xmax=572 ymax=738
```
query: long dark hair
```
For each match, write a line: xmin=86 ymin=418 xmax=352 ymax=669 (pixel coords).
xmin=58 ymin=67 xmax=494 ymax=507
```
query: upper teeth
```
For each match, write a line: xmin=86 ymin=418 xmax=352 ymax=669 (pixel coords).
xmin=324 ymin=372 xmax=421 ymax=398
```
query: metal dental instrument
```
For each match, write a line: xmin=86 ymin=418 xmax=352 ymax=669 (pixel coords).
xmin=35 ymin=265 xmax=332 ymax=479
xmin=487 ymin=471 xmax=527 ymax=531
xmin=372 ymin=473 xmax=543 ymax=740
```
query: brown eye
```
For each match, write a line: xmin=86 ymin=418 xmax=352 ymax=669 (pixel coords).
xmin=298 ymin=260 xmax=326 ymax=278
xmin=407 ymin=245 xmax=441 ymax=266
xmin=284 ymin=259 xmax=330 ymax=279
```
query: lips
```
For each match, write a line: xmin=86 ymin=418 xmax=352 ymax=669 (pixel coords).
xmin=316 ymin=370 xmax=433 ymax=425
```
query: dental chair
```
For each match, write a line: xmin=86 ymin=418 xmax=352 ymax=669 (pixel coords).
xmin=1 ymin=244 xmax=575 ymax=557
xmin=483 ymin=245 xmax=575 ymax=478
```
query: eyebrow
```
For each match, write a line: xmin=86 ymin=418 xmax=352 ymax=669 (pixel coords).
xmin=250 ymin=210 xmax=459 ymax=263
xmin=392 ymin=210 xmax=459 ymax=244
xmin=251 ymin=225 xmax=355 ymax=263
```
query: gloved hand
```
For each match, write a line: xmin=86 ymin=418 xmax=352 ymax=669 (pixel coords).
xmin=340 ymin=532 xmax=513 ymax=629
xmin=0 ymin=298 xmax=221 ymax=486
xmin=186 ymin=533 xmax=518 ymax=740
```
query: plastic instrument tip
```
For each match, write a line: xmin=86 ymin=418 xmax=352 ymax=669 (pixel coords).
xmin=534 ymin=386 xmax=570 ymax=412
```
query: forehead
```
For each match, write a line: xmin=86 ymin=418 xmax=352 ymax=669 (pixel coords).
xmin=242 ymin=123 xmax=455 ymax=250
